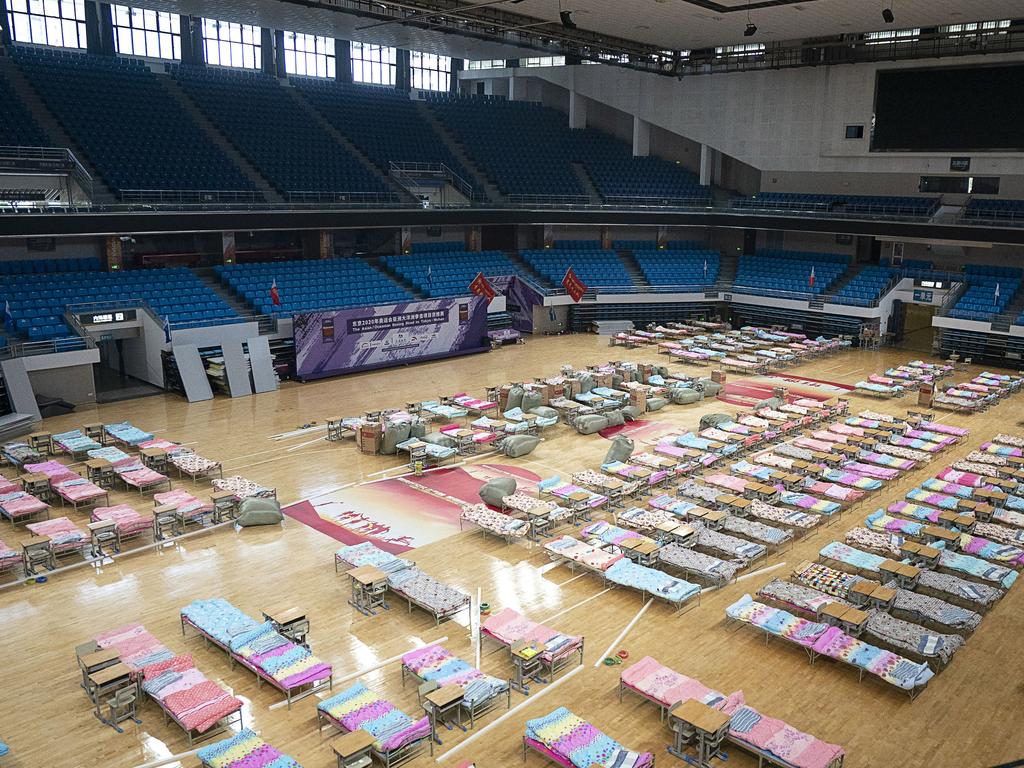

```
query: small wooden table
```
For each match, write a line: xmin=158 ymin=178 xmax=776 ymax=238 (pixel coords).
xmin=78 ymin=647 xmax=120 ymax=691
xmin=510 ymin=641 xmax=546 ymax=694
xmin=27 ymin=431 xmax=52 ymax=454
xmin=424 ymin=684 xmax=466 ymax=750
xmin=332 ymin=728 xmax=376 ymax=768
xmin=620 ymin=537 xmax=660 ymax=567
xmin=21 ymin=534 xmax=55 ymax=574
xmin=211 ymin=490 xmax=239 ymax=522
xmin=974 ymin=487 xmax=1008 ymax=506
xmin=140 ymin=447 xmax=168 ymax=473
xmin=85 ymin=458 xmax=115 ymax=489
xmin=668 ymin=699 xmax=731 ymax=768
xmin=261 ymin=606 xmax=310 ymax=644
xmin=20 ymin=472 xmax=51 ymax=501
xmin=88 ymin=519 xmax=118 ymax=557
xmin=923 ymin=525 xmax=959 ymax=547
xmin=347 ymin=565 xmax=389 ymax=616
xmin=83 ymin=423 xmax=105 ymax=443
xmin=87 ymin=662 xmax=135 ymax=729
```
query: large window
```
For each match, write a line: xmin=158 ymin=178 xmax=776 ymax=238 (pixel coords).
xmin=410 ymin=51 xmax=451 ymax=91
xmin=283 ymin=32 xmax=335 ymax=78
xmin=351 ymin=42 xmax=396 ymax=85
xmin=202 ymin=18 xmax=262 ymax=69
xmin=6 ymin=0 xmax=87 ymax=49
xmin=939 ymin=19 xmax=1011 ymax=37
xmin=521 ymin=56 xmax=565 ymax=67
xmin=111 ymin=5 xmax=181 ymax=60
xmin=863 ymin=28 xmax=920 ymax=45
xmin=465 ymin=59 xmax=506 ymax=70
xmin=715 ymin=43 xmax=765 ymax=57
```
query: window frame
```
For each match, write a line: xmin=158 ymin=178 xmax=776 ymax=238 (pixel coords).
xmin=6 ymin=0 xmax=88 ymax=49
xmin=201 ymin=17 xmax=263 ymax=70
xmin=351 ymin=41 xmax=397 ymax=86
xmin=283 ymin=31 xmax=336 ymax=79
xmin=111 ymin=4 xmax=181 ymax=61
xmin=410 ymin=50 xmax=452 ymax=91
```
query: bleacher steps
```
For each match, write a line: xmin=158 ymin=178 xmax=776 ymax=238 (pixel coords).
xmin=617 ymin=250 xmax=650 ymax=288
xmin=571 ymin=163 xmax=602 ymax=205
xmin=363 ymin=256 xmax=425 ymax=300
xmin=716 ymin=252 xmax=739 ymax=290
xmin=505 ymin=251 xmax=551 ymax=287
xmin=414 ymin=102 xmax=503 ymax=204
xmin=288 ymin=87 xmax=414 ymax=204
xmin=193 ymin=268 xmax=258 ymax=318
xmin=0 ymin=55 xmax=114 ymax=201
xmin=821 ymin=262 xmax=863 ymax=303
xmin=159 ymin=76 xmax=285 ymax=204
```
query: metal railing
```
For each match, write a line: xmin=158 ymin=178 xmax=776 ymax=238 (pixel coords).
xmin=389 ymin=162 xmax=477 ymax=201
xmin=63 ymin=298 xmax=272 ymax=334
xmin=0 ymin=145 xmax=93 ymax=200
xmin=0 ymin=335 xmax=92 ymax=360
xmin=604 ymin=195 xmax=712 ymax=209
xmin=119 ymin=189 xmax=265 ymax=204
xmin=285 ymin=191 xmax=400 ymax=205
xmin=506 ymin=193 xmax=591 ymax=207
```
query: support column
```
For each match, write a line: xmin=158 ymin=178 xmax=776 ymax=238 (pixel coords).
xmin=632 ymin=116 xmax=651 ymax=157
xmin=465 ymin=226 xmax=481 ymax=252
xmin=105 ymin=236 xmax=124 ymax=271
xmin=396 ymin=49 xmax=411 ymax=92
xmin=93 ymin=1 xmax=113 ymax=56
xmin=274 ymin=30 xmax=286 ymax=78
xmin=508 ymin=74 xmax=516 ymax=101
xmin=319 ymin=230 xmax=333 ymax=259
xmin=221 ymin=232 xmax=236 ymax=265
xmin=336 ymin=40 xmax=353 ymax=83
xmin=262 ymin=28 xmax=276 ymax=76
xmin=700 ymin=143 xmax=713 ymax=186
xmin=0 ymin=0 xmax=10 ymax=45
xmin=569 ymin=91 xmax=587 ymax=129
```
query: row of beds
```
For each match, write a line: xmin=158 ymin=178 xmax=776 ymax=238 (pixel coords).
xmin=858 ymin=365 xmax=1022 ymax=412
xmin=0 ymin=422 xmax=271 ymax=578
xmin=462 ymin=400 xmax=965 ymax=613
xmin=727 ymin=429 xmax=1024 ymax=698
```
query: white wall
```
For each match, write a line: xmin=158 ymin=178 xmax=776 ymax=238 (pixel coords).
xmin=465 ymin=53 xmax=1024 ymax=195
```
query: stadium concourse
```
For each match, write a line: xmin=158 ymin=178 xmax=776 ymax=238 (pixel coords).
xmin=0 ymin=334 xmax=1023 ymax=768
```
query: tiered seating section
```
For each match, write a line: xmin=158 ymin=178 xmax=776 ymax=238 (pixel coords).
xmin=170 ymin=65 xmax=389 ymax=199
xmin=734 ymin=250 xmax=849 ymax=297
xmin=424 ymin=93 xmax=709 ymax=203
xmin=292 ymin=79 xmax=473 ymax=188
xmin=947 ymin=265 xmax=1021 ymax=322
xmin=2 ymin=262 xmax=238 ymax=340
xmin=384 ymin=245 xmax=523 ymax=297
xmin=733 ymin=192 xmax=939 ymax=217
xmin=14 ymin=48 xmax=252 ymax=195
xmin=0 ymin=70 xmax=47 ymax=147
xmin=634 ymin=249 xmax=720 ymax=290
xmin=522 ymin=243 xmax=631 ymax=287
xmin=216 ymin=258 xmax=411 ymax=314
xmin=829 ymin=265 xmax=897 ymax=307
xmin=964 ymin=198 xmax=1024 ymax=222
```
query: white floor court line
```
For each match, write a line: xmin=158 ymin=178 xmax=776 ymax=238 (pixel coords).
xmin=593 ymin=598 xmax=653 ymax=668
xmin=540 ymin=587 xmax=613 ymax=625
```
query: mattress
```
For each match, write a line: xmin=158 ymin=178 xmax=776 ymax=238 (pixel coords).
xmin=401 ymin=644 xmax=508 ymax=706
xmin=197 ymin=728 xmax=301 ymax=768
xmin=388 ymin=567 xmax=471 ymax=616
xmin=481 ymin=607 xmax=582 ymax=664
xmin=525 ymin=707 xmax=654 ymax=768
xmin=658 ymin=542 xmax=739 ymax=582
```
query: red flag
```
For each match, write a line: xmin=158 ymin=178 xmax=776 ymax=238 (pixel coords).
xmin=468 ymin=272 xmax=496 ymax=302
xmin=270 ymin=279 xmax=281 ymax=307
xmin=808 ymin=266 xmax=815 ymax=289
xmin=562 ymin=267 xmax=588 ymax=303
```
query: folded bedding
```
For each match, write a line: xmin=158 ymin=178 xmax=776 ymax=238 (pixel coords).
xmin=620 ymin=656 xmax=729 ymax=710
xmin=905 ymin=430 xmax=955 ymax=446
xmin=197 ymin=728 xmax=302 ymax=768
xmin=141 ymin=654 xmax=243 ymax=733
xmin=421 ymin=400 xmax=469 ymax=419
xmin=113 ymin=458 xmax=168 ymax=488
xmin=0 ymin=476 xmax=18 ymax=495
xmin=602 ymin=461 xmax=669 ymax=485
xmin=0 ymin=538 xmax=20 ymax=571
xmin=794 ymin=437 xmax=836 ymax=453
xmin=779 ymin=492 xmax=841 ymax=516
xmin=181 ymin=598 xmax=260 ymax=646
xmin=211 ymin=476 xmax=274 ymax=499
xmin=87 ymin=446 xmax=132 ymax=463
xmin=26 ymin=516 xmax=86 ymax=553
xmin=460 ymin=504 xmax=530 ymax=538
xmin=582 ymin=521 xmax=657 ymax=550
xmin=810 ymin=430 xmax=847 ymax=444
xmin=674 ymin=433 xmax=717 ymax=451
xmin=53 ymin=429 xmax=101 ymax=454
xmin=757 ymin=578 xmax=850 ymax=615
xmin=104 ymin=421 xmax=154 ymax=446
xmin=858 ymin=451 xmax=916 ymax=470
xmin=451 ymin=394 xmax=497 ymax=412
xmin=974 ymin=521 xmax=1024 ymax=546
xmin=2 ymin=442 xmax=42 ymax=465
xmin=525 ymin=707 xmax=654 ymax=768
xmin=0 ymin=491 xmax=47 ymax=520
xmin=731 ymin=460 xmax=774 ymax=481
xmin=938 ymin=550 xmax=1017 ymax=589
xmin=880 ymin=583 xmax=982 ymax=632
xmin=544 ymin=535 xmax=623 ymax=571
xmin=720 ymin=515 xmax=792 ymax=546
xmin=171 ymin=453 xmax=222 ymax=476
xmin=904 ymin=488 xmax=959 ymax=511
xmin=726 ymin=594 xmax=831 ymax=648
xmin=981 ymin=441 xmax=1024 ymax=457
xmin=956 ymin=532 xmax=1024 ymax=566
xmin=24 ymin=459 xmax=79 ymax=483
xmin=606 ymin=557 xmax=699 ymax=603
xmin=866 ymin=509 xmax=924 ymax=537
xmin=756 ymin=453 xmax=798 ymax=470
xmin=228 ymin=622 xmax=332 ymax=689
xmin=864 ymin=611 xmax=964 ymax=665
xmin=691 ymin=521 xmax=766 ymax=564
xmin=335 ymin=541 xmax=414 ymax=573
xmin=396 ymin=438 xmax=458 ymax=459
xmin=705 ymin=473 xmax=750 ymax=494
xmin=792 ymin=562 xmax=865 ymax=599
xmin=154 ymin=488 xmax=213 ymax=518
xmin=921 ymin=478 xmax=973 ymax=498
xmin=749 ymin=499 xmax=819 ymax=530
xmin=96 ymin=622 xmax=174 ymax=670
xmin=854 ymin=381 xmax=903 ymax=395
xmin=819 ymin=541 xmax=886 ymax=573
xmin=874 ymin=443 xmax=931 ymax=463
xmin=658 ymin=542 xmax=740 ymax=582
xmin=482 ymin=607 xmax=583 ymax=663
xmin=726 ymin=700 xmax=845 ymax=768
xmin=889 ymin=436 xmax=945 ymax=453
xmin=801 ymin=478 xmax=864 ymax=503
xmin=920 ymin=420 xmax=969 ymax=437
xmin=676 ymin=481 xmax=725 ymax=504
xmin=388 ymin=567 xmax=470 ymax=617
xmin=402 ymin=644 xmax=508 ymax=706
xmin=92 ymin=504 xmax=153 ymax=536
xmin=549 ymin=483 xmax=607 ymax=508
xmin=842 ymin=462 xmax=900 ymax=481
xmin=619 ymin=506 xmax=674 ymax=532
xmin=845 ymin=528 xmax=901 ymax=557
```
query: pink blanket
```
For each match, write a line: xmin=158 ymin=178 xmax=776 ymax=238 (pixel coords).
xmin=92 ymin=504 xmax=153 ymax=535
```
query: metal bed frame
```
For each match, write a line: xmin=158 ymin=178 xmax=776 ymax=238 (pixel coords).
xmin=400 ymin=661 xmax=512 ymax=729
xmin=317 ymin=707 xmax=428 ymax=768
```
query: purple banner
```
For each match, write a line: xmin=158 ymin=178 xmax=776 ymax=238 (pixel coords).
xmin=489 ymin=275 xmax=544 ymax=333
xmin=294 ymin=296 xmax=490 ymax=380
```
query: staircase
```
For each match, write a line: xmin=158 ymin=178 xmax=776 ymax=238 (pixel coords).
xmin=414 ymin=101 xmax=502 ymax=204
xmin=364 ymin=256 xmax=426 ymax=300
xmin=505 ymin=251 xmax=551 ymax=288
xmin=571 ymin=163 xmax=602 ymax=205
xmin=159 ymin=75 xmax=284 ymax=204
xmin=991 ymin=284 xmax=1024 ymax=333
xmin=617 ymin=250 xmax=649 ymax=289
xmin=716 ymin=252 xmax=738 ymax=292
xmin=820 ymin=262 xmax=863 ymax=303
xmin=0 ymin=55 xmax=114 ymax=202
xmin=288 ymin=87 xmax=414 ymax=204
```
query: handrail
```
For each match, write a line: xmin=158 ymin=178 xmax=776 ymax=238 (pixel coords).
xmin=0 ymin=145 xmax=93 ymax=200
xmin=507 ymin=193 xmax=591 ymax=206
xmin=0 ymin=336 xmax=92 ymax=359
xmin=935 ymin=281 xmax=967 ymax=317
xmin=119 ymin=189 xmax=264 ymax=204
xmin=285 ymin=190 xmax=399 ymax=204
xmin=389 ymin=162 xmax=477 ymax=201
xmin=65 ymin=298 xmax=272 ymax=333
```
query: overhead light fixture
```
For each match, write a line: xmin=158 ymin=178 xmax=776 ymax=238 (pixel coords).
xmin=559 ymin=10 xmax=577 ymax=29
xmin=882 ymin=7 xmax=894 ymax=23
xmin=744 ymin=22 xmax=757 ymax=36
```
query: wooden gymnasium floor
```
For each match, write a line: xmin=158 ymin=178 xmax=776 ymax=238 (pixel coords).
xmin=2 ymin=336 xmax=1024 ymax=768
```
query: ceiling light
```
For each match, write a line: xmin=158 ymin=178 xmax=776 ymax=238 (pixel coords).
xmin=744 ymin=22 xmax=757 ymax=36
xmin=559 ymin=10 xmax=577 ymax=29
xmin=882 ymin=7 xmax=894 ymax=23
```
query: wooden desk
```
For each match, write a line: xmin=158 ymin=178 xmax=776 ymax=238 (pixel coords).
xmin=510 ymin=641 xmax=546 ymax=694
xmin=347 ymin=566 xmax=389 ymax=616
xmin=975 ymin=487 xmax=1008 ymax=505
xmin=923 ymin=525 xmax=959 ymax=546
xmin=83 ymin=423 xmax=104 ymax=442
xmin=211 ymin=490 xmax=239 ymax=522
xmin=668 ymin=699 xmax=732 ymax=767
xmin=655 ymin=520 xmax=681 ymax=536
xmin=85 ymin=458 xmax=114 ymax=489
xmin=140 ymin=447 xmax=168 ymax=472
xmin=332 ymin=729 xmax=376 ymax=767
xmin=424 ymin=684 xmax=465 ymax=748
xmin=88 ymin=519 xmax=118 ymax=557
xmin=20 ymin=472 xmax=51 ymax=499
xmin=79 ymin=647 xmax=121 ymax=690
xmin=87 ymin=662 xmax=135 ymax=727
xmin=27 ymin=431 xmax=52 ymax=454
xmin=21 ymin=534 xmax=54 ymax=574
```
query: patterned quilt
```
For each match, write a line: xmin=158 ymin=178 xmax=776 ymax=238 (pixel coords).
xmin=318 ymin=682 xmax=430 ymax=752
xmin=525 ymin=707 xmax=653 ymax=768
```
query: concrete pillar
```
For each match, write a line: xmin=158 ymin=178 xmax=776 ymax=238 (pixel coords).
xmin=700 ymin=143 xmax=713 ymax=186
xmin=508 ymin=75 xmax=516 ymax=101
xmin=632 ymin=116 xmax=651 ymax=157
xmin=319 ymin=230 xmax=333 ymax=259
xmin=221 ymin=232 xmax=236 ymax=265
xmin=569 ymin=91 xmax=587 ymax=129
xmin=105 ymin=236 xmax=123 ymax=271
xmin=465 ymin=226 xmax=482 ymax=252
